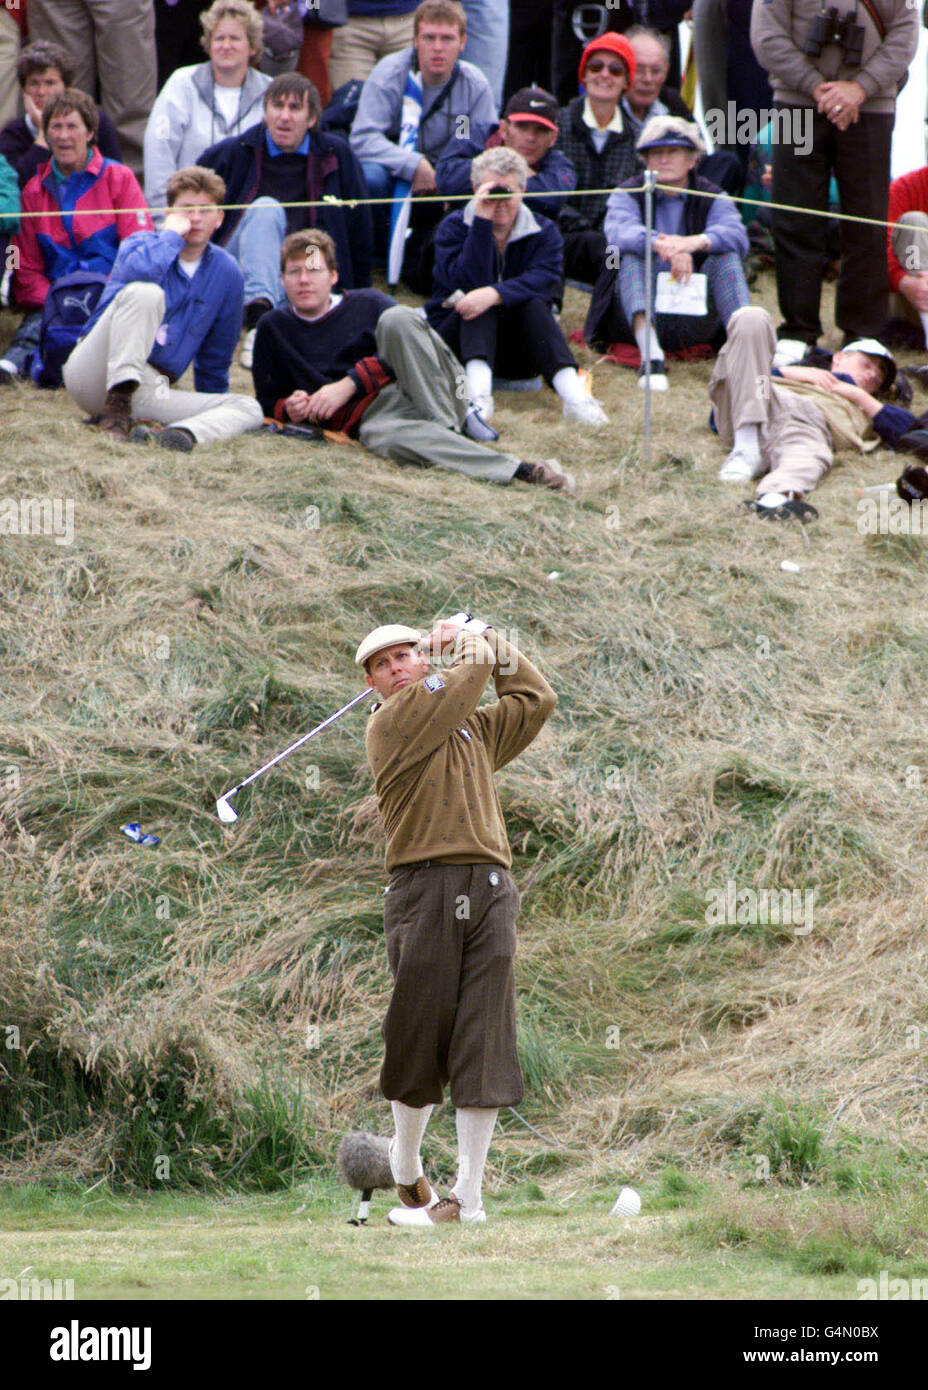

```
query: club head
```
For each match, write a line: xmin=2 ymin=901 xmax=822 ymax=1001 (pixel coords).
xmin=216 ymin=795 xmax=238 ymax=824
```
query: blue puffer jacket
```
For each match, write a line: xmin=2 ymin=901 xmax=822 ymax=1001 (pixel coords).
xmin=426 ymin=201 xmax=564 ymax=328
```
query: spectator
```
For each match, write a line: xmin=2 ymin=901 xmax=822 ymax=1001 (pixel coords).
xmin=290 ymin=0 xmax=348 ymax=108
xmin=600 ymin=116 xmax=750 ymax=391
xmin=200 ymin=71 xmax=372 ymax=365
xmin=0 ymin=0 xmax=25 ymax=129
xmin=427 ymin=146 xmax=608 ymax=427
xmin=723 ymin=0 xmax=772 ymax=179
xmin=460 ymin=0 xmax=509 ymax=108
xmin=0 ymin=42 xmax=123 ymax=190
xmin=887 ymin=155 xmax=928 ymax=358
xmin=27 ymin=1 xmax=159 ymax=176
xmin=328 ymin=0 xmax=419 ymax=93
xmin=0 ymin=89 xmax=152 ymax=385
xmin=435 ymin=86 xmax=576 ymax=221
xmin=144 ymin=0 xmax=271 ymax=223
xmin=711 ymin=305 xmax=909 ymax=517
xmin=252 ymin=227 xmax=575 ymax=490
xmin=621 ymin=27 xmax=743 ymax=195
xmin=349 ymin=0 xmax=496 ymax=282
xmin=550 ymin=0 xmax=689 ymax=105
xmin=64 ymin=165 xmax=263 ymax=447
xmin=555 ymin=31 xmax=637 ymax=287
xmin=0 ymin=150 xmax=19 ymax=294
xmin=503 ymin=0 xmax=555 ymax=105
xmin=751 ymin=0 xmax=918 ymax=354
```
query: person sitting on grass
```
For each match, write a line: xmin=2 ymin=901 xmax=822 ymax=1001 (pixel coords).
xmin=426 ymin=145 xmax=608 ymax=427
xmin=1 ymin=88 xmax=151 ymax=385
xmin=251 ymin=227 xmax=575 ymax=491
xmin=63 ymin=165 xmax=264 ymax=451
xmin=600 ymin=116 xmax=750 ymax=392
xmin=711 ymin=305 xmax=913 ymax=521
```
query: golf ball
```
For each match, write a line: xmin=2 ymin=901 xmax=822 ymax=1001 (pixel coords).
xmin=780 ymin=561 xmax=800 ymax=574
xmin=547 ymin=571 xmax=562 ymax=580
xmin=610 ymin=1186 xmax=641 ymax=1218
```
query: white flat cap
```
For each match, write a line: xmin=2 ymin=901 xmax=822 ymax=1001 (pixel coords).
xmin=355 ymin=624 xmax=423 ymax=667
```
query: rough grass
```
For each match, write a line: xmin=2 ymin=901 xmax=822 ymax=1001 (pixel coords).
xmin=1 ymin=271 xmax=928 ymax=1207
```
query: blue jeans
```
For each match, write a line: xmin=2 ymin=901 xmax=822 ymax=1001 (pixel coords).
xmin=461 ymin=0 xmax=509 ymax=107
xmin=224 ymin=196 xmax=288 ymax=308
xmin=361 ymin=160 xmax=397 ymax=258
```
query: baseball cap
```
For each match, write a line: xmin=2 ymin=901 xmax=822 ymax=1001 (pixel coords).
xmin=578 ymin=32 xmax=636 ymax=88
xmin=636 ymin=114 xmax=706 ymax=157
xmin=842 ymin=338 xmax=896 ymax=392
xmin=503 ymin=87 xmax=559 ymax=131
xmin=355 ymin=624 xmax=423 ymax=668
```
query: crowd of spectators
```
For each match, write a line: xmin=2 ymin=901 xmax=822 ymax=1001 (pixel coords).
xmin=0 ymin=0 xmax=926 ymax=515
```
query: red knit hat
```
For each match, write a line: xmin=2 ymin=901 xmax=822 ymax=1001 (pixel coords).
xmin=578 ymin=32 xmax=636 ymax=88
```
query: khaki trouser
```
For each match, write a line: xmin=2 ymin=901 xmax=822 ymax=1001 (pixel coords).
xmin=890 ymin=211 xmax=928 ymax=328
xmin=63 ymin=282 xmax=264 ymax=444
xmin=28 ymin=0 xmax=156 ymax=175
xmin=710 ymin=306 xmax=833 ymax=496
xmin=0 ymin=10 xmax=19 ymax=131
xmin=359 ymin=306 xmax=520 ymax=485
xmin=327 ymin=13 xmax=416 ymax=91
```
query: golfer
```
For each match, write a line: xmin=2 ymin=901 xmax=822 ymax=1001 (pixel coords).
xmin=356 ymin=614 xmax=557 ymax=1226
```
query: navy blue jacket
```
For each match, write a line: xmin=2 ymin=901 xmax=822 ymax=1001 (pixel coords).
xmin=426 ymin=202 xmax=564 ymax=328
xmin=85 ymin=229 xmax=243 ymax=392
xmin=434 ymin=124 xmax=576 ymax=220
xmin=199 ymin=121 xmax=372 ymax=289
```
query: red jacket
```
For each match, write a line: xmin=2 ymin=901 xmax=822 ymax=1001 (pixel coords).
xmin=13 ymin=147 xmax=152 ymax=308
xmin=887 ymin=166 xmax=928 ymax=294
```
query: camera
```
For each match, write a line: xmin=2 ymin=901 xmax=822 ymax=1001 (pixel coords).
xmin=803 ymin=6 xmax=865 ymax=67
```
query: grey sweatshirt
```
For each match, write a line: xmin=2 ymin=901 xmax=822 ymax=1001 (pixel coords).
xmin=349 ymin=47 xmax=497 ymax=181
xmin=750 ymin=0 xmax=918 ymax=114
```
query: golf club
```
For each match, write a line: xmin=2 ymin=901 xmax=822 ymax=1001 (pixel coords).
xmin=215 ymin=687 xmax=374 ymax=823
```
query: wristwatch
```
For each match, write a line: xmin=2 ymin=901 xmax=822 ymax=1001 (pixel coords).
xmin=446 ymin=611 xmax=491 ymax=635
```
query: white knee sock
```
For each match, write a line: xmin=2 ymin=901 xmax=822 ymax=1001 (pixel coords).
xmin=465 ymin=358 xmax=493 ymax=402
xmin=634 ymin=320 xmax=664 ymax=363
xmin=450 ymin=1107 xmax=498 ymax=1214
xmin=733 ymin=423 xmax=761 ymax=461
xmin=919 ymin=312 xmax=928 ymax=357
xmin=390 ymin=1101 xmax=433 ymax=1185
xmin=552 ymin=366 xmax=588 ymax=405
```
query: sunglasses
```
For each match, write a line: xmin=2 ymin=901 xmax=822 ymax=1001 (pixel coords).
xmin=586 ymin=59 xmax=625 ymax=76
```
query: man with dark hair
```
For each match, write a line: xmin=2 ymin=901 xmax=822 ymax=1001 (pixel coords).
xmin=356 ymin=612 xmax=556 ymax=1227
xmin=63 ymin=165 xmax=262 ymax=448
xmin=435 ymin=86 xmax=576 ymax=221
xmin=1 ymin=90 xmax=150 ymax=385
xmin=0 ymin=41 xmax=122 ymax=189
xmin=200 ymin=70 xmax=372 ymax=366
xmin=252 ymin=228 xmax=575 ymax=489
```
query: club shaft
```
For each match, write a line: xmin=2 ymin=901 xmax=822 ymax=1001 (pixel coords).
xmin=226 ymin=687 xmax=373 ymax=798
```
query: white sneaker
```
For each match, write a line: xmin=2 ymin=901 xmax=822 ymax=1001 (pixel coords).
xmin=562 ymin=396 xmax=609 ymax=428
xmin=472 ymin=392 xmax=494 ymax=422
xmin=637 ymin=361 xmax=668 ymax=391
xmin=240 ymin=328 xmax=256 ymax=370
xmin=771 ymin=337 xmax=810 ymax=369
xmin=718 ymin=447 xmax=765 ymax=483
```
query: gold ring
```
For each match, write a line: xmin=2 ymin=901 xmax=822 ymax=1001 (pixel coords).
xmin=835 ymin=103 xmax=843 ymax=113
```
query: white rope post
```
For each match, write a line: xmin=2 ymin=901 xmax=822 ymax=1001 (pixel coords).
xmin=642 ymin=169 xmax=658 ymax=465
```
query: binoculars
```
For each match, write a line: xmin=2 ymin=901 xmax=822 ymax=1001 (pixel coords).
xmin=803 ymin=6 xmax=865 ymax=66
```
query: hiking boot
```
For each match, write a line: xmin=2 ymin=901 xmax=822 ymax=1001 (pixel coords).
xmin=518 ymin=458 xmax=576 ymax=493
xmin=129 ymin=422 xmax=162 ymax=444
xmin=159 ymin=427 xmax=196 ymax=452
xmin=99 ymin=384 xmax=136 ymax=439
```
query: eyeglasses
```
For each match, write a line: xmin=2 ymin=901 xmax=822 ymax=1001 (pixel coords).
xmin=586 ymin=59 xmax=625 ymax=76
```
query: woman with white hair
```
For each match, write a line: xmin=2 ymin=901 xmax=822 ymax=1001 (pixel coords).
xmin=426 ymin=145 xmax=609 ymax=428
xmin=599 ymin=114 xmax=750 ymax=391
xmin=144 ymin=0 xmax=271 ymax=221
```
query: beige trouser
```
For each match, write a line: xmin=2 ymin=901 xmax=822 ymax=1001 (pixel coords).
xmin=0 ymin=10 xmax=19 ymax=131
xmin=710 ymin=306 xmax=833 ymax=496
xmin=27 ymin=0 xmax=156 ymax=175
xmin=328 ymin=13 xmax=416 ymax=90
xmin=63 ymin=282 xmax=264 ymax=444
xmin=889 ymin=211 xmax=928 ymax=327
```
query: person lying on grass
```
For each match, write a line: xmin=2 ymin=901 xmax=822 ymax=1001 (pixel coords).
xmin=63 ymin=164 xmax=263 ymax=451
xmin=250 ymin=226 xmax=576 ymax=492
xmin=712 ymin=305 xmax=916 ymax=521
